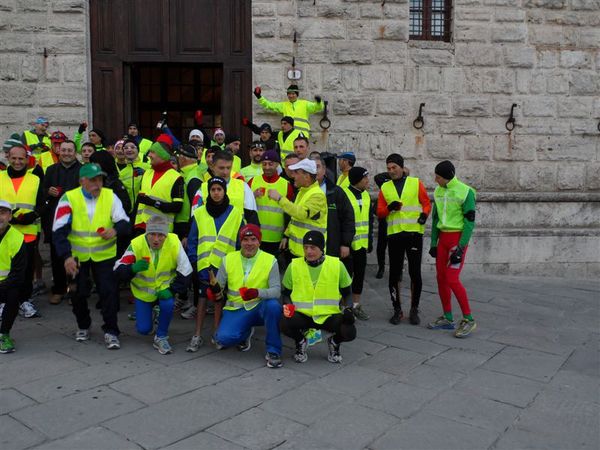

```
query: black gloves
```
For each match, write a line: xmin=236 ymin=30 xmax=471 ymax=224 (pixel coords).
xmin=137 ymin=194 xmax=153 ymax=206
xmin=342 ymin=307 xmax=355 ymax=325
xmin=315 ymin=95 xmax=322 ymax=103
xmin=11 ymin=211 xmax=37 ymax=225
xmin=429 ymin=247 xmax=437 ymax=258
xmin=417 ymin=212 xmax=427 ymax=225
xmin=78 ymin=122 xmax=87 ymax=134
xmin=387 ymin=201 xmax=401 ymax=212
xmin=450 ymin=246 xmax=464 ymax=265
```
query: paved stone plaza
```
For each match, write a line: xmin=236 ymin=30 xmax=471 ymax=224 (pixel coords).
xmin=1 ymin=266 xmax=598 ymax=450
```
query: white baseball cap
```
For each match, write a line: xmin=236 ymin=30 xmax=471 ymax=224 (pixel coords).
xmin=0 ymin=200 xmax=13 ymax=211
xmin=288 ymin=158 xmax=317 ymax=175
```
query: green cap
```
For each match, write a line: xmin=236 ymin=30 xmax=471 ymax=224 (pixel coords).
xmin=79 ymin=163 xmax=106 ymax=179
xmin=3 ymin=133 xmax=22 ymax=151
xmin=149 ymin=142 xmax=171 ymax=161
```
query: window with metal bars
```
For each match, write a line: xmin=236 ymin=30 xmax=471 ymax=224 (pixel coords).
xmin=410 ymin=0 xmax=452 ymax=41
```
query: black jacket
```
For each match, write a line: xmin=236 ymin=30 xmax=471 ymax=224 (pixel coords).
xmin=323 ymin=177 xmax=355 ymax=257
xmin=42 ymin=160 xmax=82 ymax=239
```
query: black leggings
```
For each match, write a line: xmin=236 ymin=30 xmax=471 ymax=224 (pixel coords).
xmin=0 ymin=287 xmax=20 ymax=334
xmin=377 ymin=218 xmax=387 ymax=268
xmin=349 ymin=248 xmax=367 ymax=295
xmin=388 ymin=232 xmax=423 ymax=308
xmin=280 ymin=312 xmax=356 ymax=345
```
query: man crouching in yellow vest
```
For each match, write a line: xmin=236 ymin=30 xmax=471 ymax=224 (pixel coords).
xmin=280 ymin=230 xmax=356 ymax=364
xmin=211 ymin=224 xmax=283 ymax=369
xmin=114 ymin=216 xmax=192 ymax=355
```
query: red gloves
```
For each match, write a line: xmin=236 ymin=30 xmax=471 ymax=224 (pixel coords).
xmin=96 ymin=227 xmax=105 ymax=234
xmin=239 ymin=287 xmax=259 ymax=301
xmin=194 ymin=110 xmax=203 ymax=126
xmin=283 ymin=304 xmax=296 ymax=318
xmin=242 ymin=117 xmax=250 ymax=126
xmin=253 ymin=86 xmax=262 ymax=98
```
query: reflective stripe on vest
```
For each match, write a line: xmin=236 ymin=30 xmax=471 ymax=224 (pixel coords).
xmin=192 ymin=205 xmax=243 ymax=272
xmin=433 ymin=177 xmax=475 ymax=231
xmin=286 ymin=183 xmax=327 ymax=257
xmin=381 ymin=177 xmax=424 ymax=235
xmin=135 ymin=168 xmax=181 ymax=229
xmin=130 ymin=233 xmax=180 ymax=302
xmin=201 ymin=177 xmax=245 ymax=211
xmin=0 ymin=226 xmax=24 ymax=282
xmin=0 ymin=171 xmax=40 ymax=236
xmin=252 ymin=175 xmax=289 ymax=242
xmin=66 ymin=187 xmax=116 ymax=262
xmin=118 ymin=161 xmax=147 ymax=212
xmin=223 ymin=250 xmax=274 ymax=311
xmin=343 ymin=187 xmax=370 ymax=251
xmin=290 ymin=256 xmax=341 ymax=324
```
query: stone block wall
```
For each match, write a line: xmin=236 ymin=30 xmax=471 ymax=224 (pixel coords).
xmin=0 ymin=0 xmax=89 ymax=144
xmin=252 ymin=0 xmax=600 ymax=277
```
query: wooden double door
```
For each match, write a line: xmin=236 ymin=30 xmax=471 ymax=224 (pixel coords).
xmin=90 ymin=0 xmax=252 ymax=144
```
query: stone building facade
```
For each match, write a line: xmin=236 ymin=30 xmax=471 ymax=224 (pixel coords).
xmin=0 ymin=0 xmax=598 ymax=277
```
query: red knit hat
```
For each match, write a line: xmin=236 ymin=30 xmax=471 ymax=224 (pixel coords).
xmin=239 ymin=224 xmax=262 ymax=242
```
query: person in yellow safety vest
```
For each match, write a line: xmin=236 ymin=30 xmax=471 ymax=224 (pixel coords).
xmin=377 ymin=153 xmax=431 ymax=326
xmin=126 ymin=121 xmax=152 ymax=158
xmin=335 ymin=152 xmax=356 ymax=189
xmin=52 ymin=163 xmax=131 ymax=350
xmin=225 ymin=135 xmax=243 ymax=174
xmin=185 ymin=177 xmax=245 ymax=352
xmin=276 ymin=117 xmax=303 ymax=160
xmin=292 ymin=134 xmax=311 ymax=160
xmin=191 ymin=150 xmax=259 ymax=226
xmin=211 ymin=224 xmax=283 ymax=368
xmin=134 ymin=141 xmax=184 ymax=236
xmin=239 ymin=140 xmax=265 ymax=181
xmin=74 ymin=122 xmax=105 ymax=152
xmin=0 ymin=200 xmax=28 ymax=354
xmin=116 ymin=139 xmax=148 ymax=216
xmin=173 ymin=144 xmax=202 ymax=240
xmin=254 ymin=84 xmax=324 ymax=138
xmin=427 ymin=160 xmax=478 ymax=338
xmin=0 ymin=145 xmax=46 ymax=319
xmin=268 ymin=158 xmax=327 ymax=260
xmin=38 ymin=131 xmax=67 ymax=174
xmin=114 ymin=215 xmax=192 ymax=355
xmin=21 ymin=116 xmax=52 ymax=157
xmin=343 ymin=167 xmax=375 ymax=322
xmin=248 ymin=150 xmax=294 ymax=258
xmin=280 ymin=231 xmax=356 ymax=364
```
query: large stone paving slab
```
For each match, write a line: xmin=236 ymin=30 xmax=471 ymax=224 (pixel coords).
xmin=30 ymin=426 xmax=143 ymax=450
xmin=0 ymin=415 xmax=45 ymax=450
xmin=11 ymin=387 xmax=145 ymax=440
xmin=482 ymin=345 xmax=568 ymax=382
xmin=161 ymin=432 xmax=246 ymax=450
xmin=0 ymin=388 xmax=36 ymax=415
xmin=358 ymin=381 xmax=438 ymax=419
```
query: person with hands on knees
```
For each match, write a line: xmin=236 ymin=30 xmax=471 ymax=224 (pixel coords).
xmin=254 ymin=84 xmax=324 ymax=138
xmin=186 ymin=177 xmax=245 ymax=352
xmin=52 ymin=163 xmax=130 ymax=349
xmin=427 ymin=160 xmax=477 ymax=338
xmin=212 ymin=224 xmax=283 ymax=368
xmin=114 ymin=216 xmax=192 ymax=354
xmin=280 ymin=231 xmax=356 ymax=364
xmin=377 ymin=153 xmax=431 ymax=326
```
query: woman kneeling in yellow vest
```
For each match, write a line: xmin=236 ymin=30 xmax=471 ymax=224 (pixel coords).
xmin=280 ymin=230 xmax=356 ymax=364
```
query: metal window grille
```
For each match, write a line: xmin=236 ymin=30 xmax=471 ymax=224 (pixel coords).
xmin=133 ymin=64 xmax=223 ymax=141
xmin=410 ymin=0 xmax=452 ymax=41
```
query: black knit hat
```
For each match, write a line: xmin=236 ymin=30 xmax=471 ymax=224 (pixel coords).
xmin=176 ymin=144 xmax=197 ymax=159
xmin=386 ymin=153 xmax=404 ymax=168
xmin=281 ymin=116 xmax=294 ymax=126
xmin=435 ymin=160 xmax=455 ymax=180
xmin=208 ymin=177 xmax=227 ymax=193
xmin=303 ymin=230 xmax=325 ymax=251
xmin=259 ymin=123 xmax=272 ymax=133
xmin=349 ymin=166 xmax=369 ymax=186
xmin=287 ymin=84 xmax=299 ymax=94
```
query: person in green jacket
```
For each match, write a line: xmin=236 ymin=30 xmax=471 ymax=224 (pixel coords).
xmin=427 ymin=160 xmax=477 ymax=338
xmin=254 ymin=84 xmax=324 ymax=138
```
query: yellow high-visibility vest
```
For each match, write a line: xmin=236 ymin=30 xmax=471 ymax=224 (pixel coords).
xmin=135 ymin=168 xmax=182 ymax=229
xmin=130 ymin=233 xmax=180 ymax=302
xmin=66 ymin=187 xmax=116 ymax=262
xmin=251 ymin=176 xmax=288 ymax=243
xmin=201 ymin=177 xmax=245 ymax=211
xmin=0 ymin=171 xmax=40 ymax=236
xmin=343 ymin=187 xmax=370 ymax=251
xmin=287 ymin=182 xmax=327 ymax=257
xmin=290 ymin=256 xmax=341 ymax=324
xmin=0 ymin=226 xmax=24 ymax=282
xmin=224 ymin=250 xmax=275 ymax=311
xmin=381 ymin=177 xmax=424 ymax=235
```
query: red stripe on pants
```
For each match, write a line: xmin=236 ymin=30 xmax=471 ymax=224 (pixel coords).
xmin=435 ymin=231 xmax=471 ymax=316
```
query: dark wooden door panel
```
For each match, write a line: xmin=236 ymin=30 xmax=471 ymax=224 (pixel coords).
xmin=91 ymin=63 xmax=124 ymax=140
xmin=229 ymin=0 xmax=250 ymax=56
xmin=90 ymin=0 xmax=122 ymax=56
xmin=170 ymin=0 xmax=217 ymax=58
xmin=127 ymin=0 xmax=169 ymax=58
